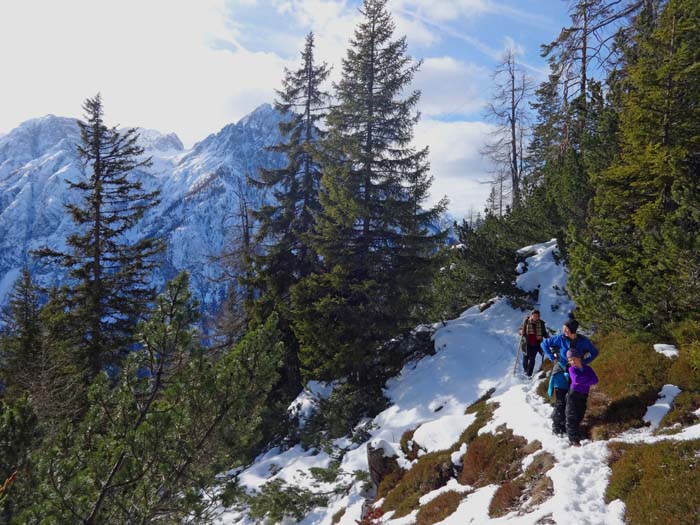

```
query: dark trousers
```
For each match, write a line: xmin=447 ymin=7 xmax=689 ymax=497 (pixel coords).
xmin=566 ymin=390 xmax=589 ymax=443
xmin=522 ymin=343 xmax=540 ymax=377
xmin=552 ymin=388 xmax=567 ymax=435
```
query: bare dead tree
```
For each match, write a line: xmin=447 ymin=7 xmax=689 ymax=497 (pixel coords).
xmin=481 ymin=49 xmax=533 ymax=210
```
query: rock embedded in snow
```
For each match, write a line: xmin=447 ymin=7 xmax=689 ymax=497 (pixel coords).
xmin=367 ymin=439 xmax=400 ymax=488
xmin=654 ymin=344 xmax=679 ymax=359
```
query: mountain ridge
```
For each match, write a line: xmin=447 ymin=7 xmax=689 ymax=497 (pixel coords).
xmin=0 ymin=104 xmax=284 ymax=310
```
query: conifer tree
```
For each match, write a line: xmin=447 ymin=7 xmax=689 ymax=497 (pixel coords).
xmin=23 ymin=274 xmax=284 ymax=523
xmin=0 ymin=269 xmax=41 ymax=393
xmin=35 ymin=94 xmax=163 ymax=377
xmin=571 ymin=0 xmax=700 ymax=328
xmin=0 ymin=273 xmax=86 ymax=421
xmin=251 ymin=32 xmax=330 ymax=315
xmin=292 ymin=0 xmax=446 ymax=383
xmin=246 ymin=33 xmax=331 ymax=396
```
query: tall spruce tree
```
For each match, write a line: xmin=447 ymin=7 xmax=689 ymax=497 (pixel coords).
xmin=251 ymin=32 xmax=330 ymax=313
xmin=247 ymin=32 xmax=330 ymax=397
xmin=34 ymin=94 xmax=163 ymax=377
xmin=571 ymin=0 xmax=700 ymax=328
xmin=292 ymin=0 xmax=446 ymax=383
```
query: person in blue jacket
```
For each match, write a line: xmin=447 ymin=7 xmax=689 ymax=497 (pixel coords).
xmin=540 ymin=318 xmax=599 ymax=436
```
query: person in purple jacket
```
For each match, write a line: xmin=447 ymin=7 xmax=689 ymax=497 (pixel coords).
xmin=565 ymin=348 xmax=599 ymax=446
xmin=540 ymin=318 xmax=599 ymax=437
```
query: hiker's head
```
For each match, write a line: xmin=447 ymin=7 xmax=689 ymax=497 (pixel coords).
xmin=563 ymin=319 xmax=579 ymax=339
xmin=567 ymin=348 xmax=583 ymax=366
xmin=530 ymin=310 xmax=540 ymax=322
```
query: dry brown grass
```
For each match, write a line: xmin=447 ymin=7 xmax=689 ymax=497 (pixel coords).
xmin=488 ymin=451 xmax=555 ymax=518
xmin=331 ymin=507 xmax=345 ymax=524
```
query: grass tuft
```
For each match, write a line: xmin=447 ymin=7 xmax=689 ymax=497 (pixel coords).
xmin=415 ymin=491 xmax=464 ymax=525
xmin=381 ymin=450 xmax=454 ymax=518
xmin=400 ymin=427 xmax=422 ymax=461
xmin=606 ymin=440 xmax=700 ymax=525
xmin=488 ymin=451 xmax=555 ymax=518
xmin=458 ymin=426 xmax=528 ymax=487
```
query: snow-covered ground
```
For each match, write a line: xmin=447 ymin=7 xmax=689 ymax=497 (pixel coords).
xmin=215 ymin=240 xmax=700 ymax=525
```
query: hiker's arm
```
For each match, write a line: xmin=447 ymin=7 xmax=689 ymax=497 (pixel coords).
xmin=540 ymin=335 xmax=560 ymax=361
xmin=582 ymin=340 xmax=599 ymax=365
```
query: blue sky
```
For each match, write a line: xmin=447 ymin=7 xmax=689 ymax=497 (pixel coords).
xmin=0 ymin=0 xmax=571 ymax=216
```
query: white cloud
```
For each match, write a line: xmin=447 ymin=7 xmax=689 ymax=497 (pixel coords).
xmin=414 ymin=119 xmax=496 ymax=217
xmin=415 ymin=57 xmax=488 ymax=117
xmin=391 ymin=0 xmax=489 ymax=22
xmin=0 ymin=0 xmax=291 ymax=146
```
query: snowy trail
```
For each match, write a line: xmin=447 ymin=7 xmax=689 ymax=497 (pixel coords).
xmin=216 ymin=240 xmax=700 ymax=525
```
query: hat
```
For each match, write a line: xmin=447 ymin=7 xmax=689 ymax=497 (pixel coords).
xmin=564 ymin=319 xmax=579 ymax=333
xmin=567 ymin=348 xmax=583 ymax=360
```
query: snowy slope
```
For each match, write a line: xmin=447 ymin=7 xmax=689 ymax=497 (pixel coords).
xmin=0 ymin=105 xmax=283 ymax=309
xmin=215 ymin=239 xmax=700 ymax=525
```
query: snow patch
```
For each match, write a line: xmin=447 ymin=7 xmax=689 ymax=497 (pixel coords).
xmin=643 ymin=384 xmax=682 ymax=430
xmin=654 ymin=344 xmax=679 ymax=359
xmin=431 ymin=485 xmax=498 ymax=524
xmin=288 ymin=381 xmax=334 ymax=427
xmin=418 ymin=478 xmax=472 ymax=506
xmin=368 ymin=439 xmax=398 ymax=458
xmin=451 ymin=443 xmax=467 ymax=467
xmin=412 ymin=413 xmax=476 ymax=454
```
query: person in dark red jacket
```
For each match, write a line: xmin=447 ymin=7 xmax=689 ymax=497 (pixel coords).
xmin=518 ymin=310 xmax=547 ymax=378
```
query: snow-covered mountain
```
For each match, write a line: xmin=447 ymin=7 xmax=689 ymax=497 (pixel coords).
xmin=0 ymin=104 xmax=284 ymax=308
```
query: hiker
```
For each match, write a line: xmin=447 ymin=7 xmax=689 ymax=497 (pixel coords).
xmin=518 ymin=310 xmax=547 ymax=378
xmin=565 ymin=348 xmax=599 ymax=446
xmin=540 ymin=319 xmax=599 ymax=437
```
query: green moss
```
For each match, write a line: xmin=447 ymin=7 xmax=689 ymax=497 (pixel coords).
xmin=381 ymin=450 xmax=453 ymax=518
xmin=415 ymin=490 xmax=464 ymax=525
xmin=606 ymin=440 xmax=700 ymax=525
xmin=376 ymin=469 xmax=404 ymax=499
xmin=466 ymin=388 xmax=496 ymax=414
